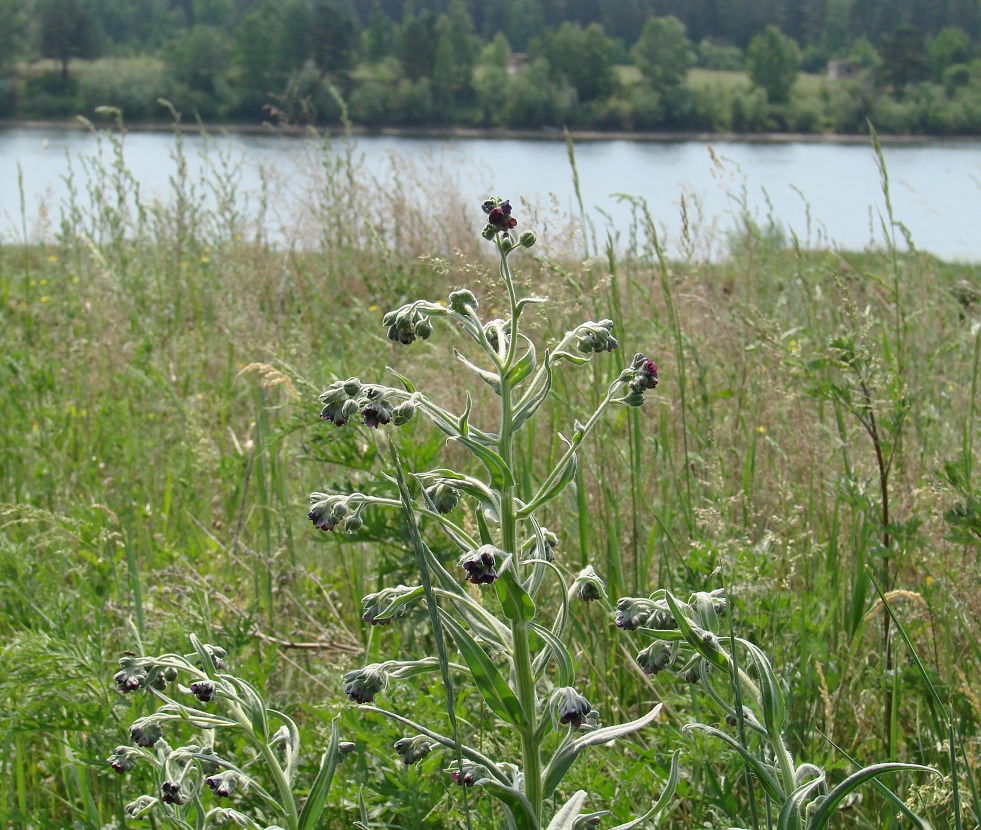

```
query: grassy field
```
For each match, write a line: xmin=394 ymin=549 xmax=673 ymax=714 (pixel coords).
xmin=0 ymin=127 xmax=979 ymax=829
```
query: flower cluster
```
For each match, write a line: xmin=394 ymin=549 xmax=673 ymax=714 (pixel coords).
xmin=206 ymin=770 xmax=242 ymax=799
xmin=384 ymin=305 xmax=434 ymax=346
xmin=621 ymin=353 xmax=660 ymax=406
xmin=426 ymin=481 xmax=460 ymax=514
xmin=575 ymin=319 xmax=619 ymax=354
xmin=114 ymin=654 xmax=176 ymax=694
xmin=342 ymin=664 xmax=388 ymax=704
xmin=460 ymin=545 xmax=500 ymax=585
xmin=308 ymin=493 xmax=362 ymax=533
xmin=482 ymin=197 xmax=517 ymax=237
xmin=319 ymin=377 xmax=415 ymax=430
xmin=550 ymin=687 xmax=595 ymax=729
xmin=394 ymin=735 xmax=433 ymax=765
xmin=571 ymin=565 xmax=606 ymax=602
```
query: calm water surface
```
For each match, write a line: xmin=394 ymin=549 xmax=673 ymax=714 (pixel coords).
xmin=2 ymin=127 xmax=981 ymax=260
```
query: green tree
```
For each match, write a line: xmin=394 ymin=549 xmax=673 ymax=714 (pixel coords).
xmin=0 ymin=0 xmax=26 ymax=75
xmin=432 ymin=0 xmax=479 ymax=109
xmin=631 ymin=16 xmax=695 ymax=91
xmin=311 ymin=0 xmax=358 ymax=77
xmin=233 ymin=3 xmax=284 ymax=117
xmin=37 ymin=0 xmax=100 ymax=80
xmin=928 ymin=26 xmax=972 ymax=80
xmin=278 ymin=0 xmax=314 ymax=72
xmin=878 ymin=25 xmax=930 ymax=90
xmin=361 ymin=1 xmax=392 ymax=64
xmin=397 ymin=10 xmax=437 ymax=81
xmin=474 ymin=32 xmax=510 ymax=123
xmin=538 ymin=21 xmax=616 ymax=103
xmin=746 ymin=24 xmax=801 ymax=103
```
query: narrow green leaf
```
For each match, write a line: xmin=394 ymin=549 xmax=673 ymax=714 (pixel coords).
xmin=451 ymin=433 xmax=515 ymax=492
xmin=528 ymin=621 xmax=575 ymax=687
xmin=480 ymin=780 xmax=540 ymax=830
xmin=545 ymin=790 xmax=589 ymax=830
xmin=440 ymin=613 xmax=526 ymax=727
xmin=742 ymin=640 xmax=786 ymax=738
xmin=298 ymin=720 xmax=340 ymax=830
xmin=513 ymin=350 xmax=553 ymax=432
xmin=683 ymin=724 xmax=785 ymax=802
xmin=373 ymin=586 xmax=425 ymax=623
xmin=665 ymin=593 xmax=730 ymax=672
xmin=806 ymin=763 xmax=939 ymax=830
xmin=496 ymin=569 xmax=536 ymax=623
xmin=519 ymin=453 xmax=577 ymax=517
xmin=610 ymin=749 xmax=681 ymax=830
xmin=776 ymin=772 xmax=825 ymax=830
xmin=505 ymin=336 xmax=537 ymax=386
xmin=385 ymin=368 xmax=416 ymax=393
xmin=455 ymin=349 xmax=502 ymax=394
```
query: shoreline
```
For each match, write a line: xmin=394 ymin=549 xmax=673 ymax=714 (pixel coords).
xmin=2 ymin=117 xmax=980 ymax=146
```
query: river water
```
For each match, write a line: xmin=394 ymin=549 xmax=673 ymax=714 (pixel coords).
xmin=2 ymin=126 xmax=981 ymax=261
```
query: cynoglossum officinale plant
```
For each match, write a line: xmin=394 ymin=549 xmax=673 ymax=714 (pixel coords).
xmin=308 ymin=196 xmax=677 ymax=829
xmin=109 ymin=632 xmax=349 ymax=830
xmin=614 ymin=585 xmax=939 ymax=830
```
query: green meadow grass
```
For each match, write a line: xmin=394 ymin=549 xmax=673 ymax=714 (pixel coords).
xmin=0 ymin=127 xmax=979 ymax=828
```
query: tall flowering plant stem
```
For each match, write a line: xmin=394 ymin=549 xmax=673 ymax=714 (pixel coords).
xmin=309 ymin=197 xmax=675 ymax=829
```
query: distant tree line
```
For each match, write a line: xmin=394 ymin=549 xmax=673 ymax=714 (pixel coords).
xmin=2 ymin=0 xmax=981 ymax=135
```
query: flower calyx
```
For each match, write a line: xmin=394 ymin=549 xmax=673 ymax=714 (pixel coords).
xmin=636 ymin=641 xmax=676 ymax=676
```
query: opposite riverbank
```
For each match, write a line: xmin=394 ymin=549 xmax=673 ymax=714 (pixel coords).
xmin=3 ymin=118 xmax=981 ymax=146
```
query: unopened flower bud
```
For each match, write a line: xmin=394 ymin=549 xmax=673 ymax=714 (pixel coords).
xmin=726 ymin=714 xmax=738 ymax=727
xmin=161 ymin=780 xmax=186 ymax=805
xmin=108 ymin=746 xmax=140 ymax=774
xmin=415 ymin=317 xmax=434 ymax=339
xmin=449 ymin=288 xmax=478 ymax=316
xmin=614 ymin=597 xmax=656 ymax=631
xmin=426 ymin=482 xmax=459 ymax=514
xmin=460 ymin=545 xmax=500 ymax=585
xmin=189 ymin=680 xmax=217 ymax=703
xmin=342 ymin=378 xmax=362 ymax=397
xmin=206 ymin=770 xmax=241 ymax=799
xmin=360 ymin=584 xmax=417 ymax=625
xmin=551 ymin=686 xmax=592 ymax=728
xmin=394 ymin=735 xmax=433 ymax=765
xmin=501 ymin=234 xmax=516 ymax=252
xmin=338 ymin=741 xmax=357 ymax=762
xmin=685 ymin=666 xmax=700 ymax=684
xmin=636 ymin=641 xmax=675 ymax=675
xmin=124 ymin=795 xmax=157 ymax=818
xmin=572 ymin=565 xmax=606 ymax=602
xmin=392 ymin=401 xmax=416 ymax=426
xmin=342 ymin=664 xmax=388 ymax=704
xmin=130 ymin=720 xmax=163 ymax=748
xmin=519 ymin=230 xmax=536 ymax=248
xmin=342 ymin=513 xmax=363 ymax=533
